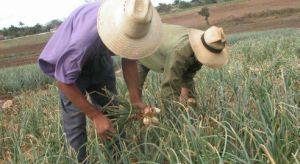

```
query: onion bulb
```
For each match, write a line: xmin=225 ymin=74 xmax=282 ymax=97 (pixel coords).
xmin=151 ymin=117 xmax=159 ymax=125
xmin=143 ymin=117 xmax=152 ymax=125
xmin=153 ymin=107 xmax=161 ymax=114
xmin=143 ymin=116 xmax=160 ymax=126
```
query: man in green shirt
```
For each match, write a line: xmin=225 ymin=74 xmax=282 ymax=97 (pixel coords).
xmin=138 ymin=24 xmax=229 ymax=105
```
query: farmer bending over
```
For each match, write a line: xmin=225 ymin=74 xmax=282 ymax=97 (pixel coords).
xmin=138 ymin=24 xmax=229 ymax=106
xmin=38 ymin=0 xmax=162 ymax=162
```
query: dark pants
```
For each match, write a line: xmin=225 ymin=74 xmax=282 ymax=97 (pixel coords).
xmin=59 ymin=54 xmax=117 ymax=162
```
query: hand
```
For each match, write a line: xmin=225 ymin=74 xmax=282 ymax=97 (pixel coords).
xmin=179 ymin=97 xmax=197 ymax=109
xmin=91 ymin=113 xmax=116 ymax=141
xmin=132 ymin=102 xmax=152 ymax=115
xmin=132 ymin=102 xmax=147 ymax=111
xmin=132 ymin=102 xmax=160 ymax=119
xmin=143 ymin=106 xmax=156 ymax=117
xmin=187 ymin=98 xmax=196 ymax=107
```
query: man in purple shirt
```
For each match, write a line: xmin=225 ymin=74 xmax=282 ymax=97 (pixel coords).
xmin=38 ymin=0 xmax=162 ymax=162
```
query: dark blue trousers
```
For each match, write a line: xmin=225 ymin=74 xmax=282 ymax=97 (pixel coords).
xmin=59 ymin=54 xmax=117 ymax=162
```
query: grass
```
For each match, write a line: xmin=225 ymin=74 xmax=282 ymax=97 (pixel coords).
xmin=236 ymin=8 xmax=300 ymax=19
xmin=0 ymin=64 xmax=53 ymax=96
xmin=218 ymin=8 xmax=300 ymax=27
xmin=227 ymin=28 xmax=300 ymax=43
xmin=0 ymin=32 xmax=51 ymax=68
xmin=0 ymin=32 xmax=52 ymax=49
xmin=1 ymin=28 xmax=300 ymax=163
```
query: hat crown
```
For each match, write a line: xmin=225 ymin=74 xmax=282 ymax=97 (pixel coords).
xmin=204 ymin=26 xmax=226 ymax=50
xmin=123 ymin=0 xmax=153 ymax=38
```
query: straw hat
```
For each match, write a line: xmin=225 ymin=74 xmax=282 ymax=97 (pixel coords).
xmin=97 ymin=0 xmax=162 ymax=59
xmin=189 ymin=26 xmax=229 ymax=68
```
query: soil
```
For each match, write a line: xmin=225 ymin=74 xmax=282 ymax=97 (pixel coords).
xmin=1 ymin=0 xmax=300 ymax=68
xmin=0 ymin=43 xmax=46 ymax=68
xmin=162 ymin=0 xmax=300 ymax=33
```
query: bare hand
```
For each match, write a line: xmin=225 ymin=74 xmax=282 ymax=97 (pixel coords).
xmin=187 ymin=98 xmax=196 ymax=106
xmin=132 ymin=103 xmax=160 ymax=120
xmin=132 ymin=102 xmax=152 ymax=115
xmin=143 ymin=105 xmax=160 ymax=114
xmin=92 ymin=113 xmax=116 ymax=141
xmin=180 ymin=97 xmax=197 ymax=109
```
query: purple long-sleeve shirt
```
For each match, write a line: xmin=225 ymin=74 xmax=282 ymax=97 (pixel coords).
xmin=38 ymin=2 xmax=111 ymax=84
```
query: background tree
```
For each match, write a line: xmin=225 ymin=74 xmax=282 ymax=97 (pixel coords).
xmin=198 ymin=7 xmax=210 ymax=25
xmin=19 ymin=21 xmax=24 ymax=27
xmin=32 ymin=24 xmax=43 ymax=34
xmin=178 ymin=1 xmax=192 ymax=8
xmin=156 ymin=3 xmax=172 ymax=13
xmin=45 ymin=19 xmax=62 ymax=31
xmin=174 ymin=0 xmax=181 ymax=5
xmin=190 ymin=0 xmax=203 ymax=6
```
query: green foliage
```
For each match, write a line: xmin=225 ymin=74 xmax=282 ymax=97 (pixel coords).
xmin=112 ymin=56 xmax=122 ymax=71
xmin=0 ymin=64 xmax=54 ymax=95
xmin=198 ymin=7 xmax=210 ymax=25
xmin=156 ymin=3 xmax=172 ymax=13
xmin=0 ymin=32 xmax=51 ymax=50
xmin=174 ymin=0 xmax=180 ymax=5
xmin=219 ymin=8 xmax=300 ymax=27
xmin=198 ymin=7 xmax=210 ymax=17
xmin=0 ymin=19 xmax=62 ymax=38
xmin=178 ymin=1 xmax=192 ymax=8
xmin=1 ymin=28 xmax=300 ymax=163
xmin=18 ymin=22 xmax=24 ymax=27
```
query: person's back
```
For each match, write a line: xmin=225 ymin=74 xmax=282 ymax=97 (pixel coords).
xmin=138 ymin=23 xmax=202 ymax=99
xmin=37 ymin=0 xmax=164 ymax=162
xmin=39 ymin=2 xmax=107 ymax=84
xmin=139 ymin=24 xmax=190 ymax=73
xmin=137 ymin=24 xmax=229 ymax=102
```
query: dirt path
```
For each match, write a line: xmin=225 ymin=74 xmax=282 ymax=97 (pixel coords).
xmin=162 ymin=0 xmax=300 ymax=33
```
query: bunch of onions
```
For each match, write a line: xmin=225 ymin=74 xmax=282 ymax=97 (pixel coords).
xmin=98 ymin=94 xmax=161 ymax=127
xmin=143 ymin=107 xmax=161 ymax=126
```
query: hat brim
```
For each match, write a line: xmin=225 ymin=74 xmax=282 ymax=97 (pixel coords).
xmin=97 ymin=0 xmax=162 ymax=60
xmin=189 ymin=29 xmax=229 ymax=68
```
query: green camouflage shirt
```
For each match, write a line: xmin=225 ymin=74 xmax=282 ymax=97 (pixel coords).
xmin=138 ymin=24 xmax=202 ymax=99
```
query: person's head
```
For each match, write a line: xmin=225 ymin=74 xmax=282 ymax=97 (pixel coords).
xmin=189 ymin=26 xmax=229 ymax=68
xmin=97 ymin=0 xmax=162 ymax=59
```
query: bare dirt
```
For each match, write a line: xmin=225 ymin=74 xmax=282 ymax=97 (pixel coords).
xmin=1 ymin=0 xmax=300 ymax=68
xmin=0 ymin=43 xmax=45 ymax=68
xmin=162 ymin=0 xmax=300 ymax=33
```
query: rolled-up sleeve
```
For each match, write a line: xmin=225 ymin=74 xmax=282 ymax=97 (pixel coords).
xmin=54 ymin=47 xmax=86 ymax=84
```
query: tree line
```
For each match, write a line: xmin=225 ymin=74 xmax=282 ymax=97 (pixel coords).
xmin=0 ymin=0 xmax=232 ymax=39
xmin=0 ymin=19 xmax=62 ymax=39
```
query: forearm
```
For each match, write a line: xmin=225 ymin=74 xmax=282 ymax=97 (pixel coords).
xmin=121 ymin=58 xmax=145 ymax=109
xmin=57 ymin=82 xmax=100 ymax=119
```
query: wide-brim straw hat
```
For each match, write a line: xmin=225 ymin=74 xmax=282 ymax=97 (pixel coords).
xmin=189 ymin=26 xmax=229 ymax=68
xmin=97 ymin=0 xmax=162 ymax=59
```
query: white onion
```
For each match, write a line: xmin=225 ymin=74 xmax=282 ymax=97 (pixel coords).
xmin=143 ymin=116 xmax=160 ymax=126
xmin=151 ymin=117 xmax=159 ymax=125
xmin=143 ymin=117 xmax=152 ymax=125
xmin=153 ymin=107 xmax=161 ymax=114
